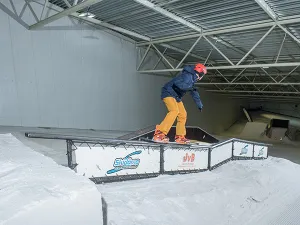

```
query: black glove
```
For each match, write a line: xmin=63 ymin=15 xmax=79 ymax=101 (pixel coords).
xmin=199 ymin=107 xmax=203 ymax=112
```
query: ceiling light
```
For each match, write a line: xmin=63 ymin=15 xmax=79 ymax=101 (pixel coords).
xmin=78 ymin=12 xmax=95 ymax=18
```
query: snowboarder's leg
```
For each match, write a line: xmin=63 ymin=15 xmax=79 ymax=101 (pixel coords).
xmin=175 ymin=102 xmax=190 ymax=144
xmin=176 ymin=101 xmax=187 ymax=136
xmin=153 ymin=97 xmax=179 ymax=142
xmin=157 ymin=97 xmax=179 ymax=134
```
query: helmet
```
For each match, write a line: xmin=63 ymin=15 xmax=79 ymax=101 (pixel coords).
xmin=194 ymin=63 xmax=207 ymax=75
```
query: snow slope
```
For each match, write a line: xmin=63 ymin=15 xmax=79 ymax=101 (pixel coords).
xmin=98 ymin=157 xmax=300 ymax=225
xmin=0 ymin=133 xmax=103 ymax=225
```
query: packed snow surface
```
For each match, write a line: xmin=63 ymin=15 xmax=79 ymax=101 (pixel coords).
xmin=98 ymin=157 xmax=300 ymax=225
xmin=2 ymin=132 xmax=300 ymax=225
xmin=0 ymin=133 xmax=103 ymax=225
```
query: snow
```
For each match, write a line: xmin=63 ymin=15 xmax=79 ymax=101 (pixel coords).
xmin=0 ymin=133 xmax=103 ymax=225
xmin=98 ymin=157 xmax=300 ymax=225
xmin=2 ymin=130 xmax=300 ymax=225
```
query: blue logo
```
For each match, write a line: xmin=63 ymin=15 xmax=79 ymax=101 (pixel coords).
xmin=107 ymin=150 xmax=142 ymax=174
xmin=258 ymin=147 xmax=264 ymax=156
xmin=240 ymin=144 xmax=248 ymax=155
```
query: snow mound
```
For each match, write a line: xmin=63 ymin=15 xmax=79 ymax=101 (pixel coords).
xmin=98 ymin=157 xmax=300 ymax=225
xmin=0 ymin=133 xmax=103 ymax=225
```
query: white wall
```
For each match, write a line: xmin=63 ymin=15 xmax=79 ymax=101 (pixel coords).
xmin=0 ymin=1 xmax=246 ymax=134
xmin=0 ymin=1 xmax=171 ymax=131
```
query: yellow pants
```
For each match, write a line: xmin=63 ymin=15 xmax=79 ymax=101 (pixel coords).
xmin=157 ymin=97 xmax=187 ymax=136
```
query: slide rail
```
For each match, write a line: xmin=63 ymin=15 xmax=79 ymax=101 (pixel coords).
xmin=25 ymin=133 xmax=270 ymax=184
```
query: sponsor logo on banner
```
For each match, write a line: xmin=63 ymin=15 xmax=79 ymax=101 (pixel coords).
xmin=179 ymin=153 xmax=195 ymax=168
xmin=106 ymin=150 xmax=142 ymax=174
xmin=240 ymin=144 xmax=249 ymax=155
xmin=258 ymin=147 xmax=264 ymax=156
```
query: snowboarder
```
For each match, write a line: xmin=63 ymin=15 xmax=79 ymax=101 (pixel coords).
xmin=153 ymin=63 xmax=207 ymax=144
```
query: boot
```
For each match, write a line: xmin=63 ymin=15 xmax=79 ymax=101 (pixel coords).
xmin=152 ymin=127 xmax=169 ymax=143
xmin=175 ymin=135 xmax=190 ymax=144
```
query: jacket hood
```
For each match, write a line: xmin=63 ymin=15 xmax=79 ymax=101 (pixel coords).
xmin=183 ymin=65 xmax=198 ymax=83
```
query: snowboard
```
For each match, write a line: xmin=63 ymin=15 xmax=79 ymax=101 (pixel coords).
xmin=139 ymin=137 xmax=198 ymax=147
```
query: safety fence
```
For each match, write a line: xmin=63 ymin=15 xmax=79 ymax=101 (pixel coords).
xmin=66 ymin=138 xmax=269 ymax=184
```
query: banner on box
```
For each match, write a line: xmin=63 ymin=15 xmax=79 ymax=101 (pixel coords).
xmin=164 ymin=148 xmax=209 ymax=171
xmin=233 ymin=141 xmax=254 ymax=158
xmin=254 ymin=145 xmax=268 ymax=158
xmin=210 ymin=142 xmax=232 ymax=167
xmin=74 ymin=146 xmax=160 ymax=178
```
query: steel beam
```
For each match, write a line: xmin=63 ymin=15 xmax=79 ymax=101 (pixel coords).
xmin=71 ymin=12 xmax=151 ymax=41
xmin=196 ymin=83 xmax=300 ymax=86
xmin=33 ymin=0 xmax=206 ymax=74
xmin=259 ymin=84 xmax=270 ymax=92
xmin=211 ymin=36 xmax=249 ymax=57
xmin=290 ymin=85 xmax=300 ymax=93
xmin=204 ymin=36 xmax=234 ymax=65
xmin=151 ymin=50 xmax=176 ymax=76
xmin=275 ymin=33 xmax=286 ymax=63
xmin=279 ymin=66 xmax=299 ymax=83
xmin=40 ymin=0 xmax=49 ymax=20
xmin=254 ymin=0 xmax=278 ymax=20
xmin=137 ymin=44 xmax=151 ymax=70
xmin=133 ymin=0 xmax=202 ymax=33
xmin=29 ymin=0 xmax=104 ymax=29
xmin=29 ymin=0 xmax=151 ymax=42
xmin=63 ymin=0 xmax=72 ymax=8
xmin=206 ymin=90 xmax=300 ymax=94
xmin=259 ymin=66 xmax=278 ymax=83
xmin=176 ymin=36 xmax=202 ymax=68
xmin=138 ymin=62 xmax=300 ymax=73
xmin=254 ymin=0 xmax=300 ymax=47
xmin=277 ymin=24 xmax=300 ymax=46
xmin=157 ymin=0 xmax=181 ymax=7
xmin=19 ymin=3 xmax=27 ymax=19
xmin=204 ymin=49 xmax=213 ymax=65
xmin=137 ymin=16 xmax=300 ymax=46
xmin=153 ymin=47 xmax=168 ymax=69
xmin=236 ymin=25 xmax=276 ymax=65
xmin=243 ymin=76 xmax=261 ymax=91
xmin=0 ymin=2 xmax=29 ymax=29
xmin=215 ymin=69 xmax=230 ymax=83
xmin=160 ymin=43 xmax=211 ymax=63
xmin=230 ymin=61 xmax=254 ymax=83
xmin=131 ymin=0 xmax=230 ymax=67
xmin=9 ymin=0 xmax=17 ymax=15
xmin=152 ymin=44 xmax=174 ymax=69
xmin=219 ymin=94 xmax=300 ymax=99
xmin=230 ymin=98 xmax=300 ymax=103
xmin=25 ymin=0 xmax=39 ymax=22
xmin=203 ymin=55 xmax=300 ymax=64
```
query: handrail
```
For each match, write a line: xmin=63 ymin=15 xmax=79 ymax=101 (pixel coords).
xmin=25 ymin=132 xmax=211 ymax=149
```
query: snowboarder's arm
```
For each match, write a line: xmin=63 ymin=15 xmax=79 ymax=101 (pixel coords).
xmin=190 ymin=88 xmax=203 ymax=109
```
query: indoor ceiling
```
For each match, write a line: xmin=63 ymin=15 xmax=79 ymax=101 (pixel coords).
xmin=2 ymin=0 xmax=300 ymax=102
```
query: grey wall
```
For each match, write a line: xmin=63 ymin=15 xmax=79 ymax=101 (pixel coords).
xmin=0 ymin=1 xmax=246 ymax=135
xmin=181 ymin=90 xmax=246 ymax=134
xmin=250 ymin=102 xmax=300 ymax=119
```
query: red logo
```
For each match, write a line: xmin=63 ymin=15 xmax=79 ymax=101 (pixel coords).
xmin=183 ymin=153 xmax=195 ymax=162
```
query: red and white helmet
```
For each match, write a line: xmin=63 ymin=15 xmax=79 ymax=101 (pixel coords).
xmin=194 ymin=63 xmax=207 ymax=75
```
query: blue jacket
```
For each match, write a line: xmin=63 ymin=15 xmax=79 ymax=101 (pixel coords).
xmin=161 ymin=65 xmax=203 ymax=109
